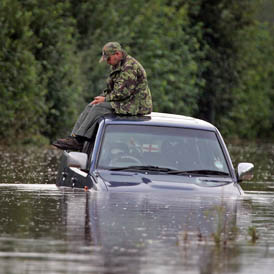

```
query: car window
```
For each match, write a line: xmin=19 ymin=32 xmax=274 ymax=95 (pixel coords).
xmin=97 ymin=125 xmax=229 ymax=173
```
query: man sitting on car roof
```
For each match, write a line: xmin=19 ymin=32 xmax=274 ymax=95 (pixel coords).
xmin=53 ymin=41 xmax=152 ymax=151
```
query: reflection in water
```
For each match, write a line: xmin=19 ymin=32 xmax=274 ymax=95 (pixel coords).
xmin=84 ymin=191 xmax=242 ymax=274
xmin=0 ymin=184 xmax=255 ymax=274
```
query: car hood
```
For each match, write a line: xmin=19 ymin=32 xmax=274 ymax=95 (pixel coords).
xmin=94 ymin=170 xmax=242 ymax=195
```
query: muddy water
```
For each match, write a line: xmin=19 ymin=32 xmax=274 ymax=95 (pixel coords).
xmin=0 ymin=142 xmax=274 ymax=274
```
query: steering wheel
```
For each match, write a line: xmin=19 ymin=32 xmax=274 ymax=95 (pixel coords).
xmin=109 ymin=155 xmax=142 ymax=166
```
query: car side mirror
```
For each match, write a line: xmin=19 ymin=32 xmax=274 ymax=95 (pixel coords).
xmin=237 ymin=162 xmax=254 ymax=182
xmin=66 ymin=152 xmax=88 ymax=170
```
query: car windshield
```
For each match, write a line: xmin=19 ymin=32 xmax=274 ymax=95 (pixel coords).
xmin=97 ymin=125 xmax=230 ymax=175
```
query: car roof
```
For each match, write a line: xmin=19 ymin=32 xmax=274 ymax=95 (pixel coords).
xmin=102 ymin=112 xmax=216 ymax=131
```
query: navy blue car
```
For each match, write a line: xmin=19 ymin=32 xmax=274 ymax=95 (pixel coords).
xmin=56 ymin=112 xmax=253 ymax=195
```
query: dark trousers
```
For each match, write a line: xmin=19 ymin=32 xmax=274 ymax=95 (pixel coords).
xmin=71 ymin=102 xmax=113 ymax=139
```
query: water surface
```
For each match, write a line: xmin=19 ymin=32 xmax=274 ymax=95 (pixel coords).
xmin=0 ymin=143 xmax=273 ymax=274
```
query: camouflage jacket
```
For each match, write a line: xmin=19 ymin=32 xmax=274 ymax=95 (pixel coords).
xmin=102 ymin=54 xmax=152 ymax=115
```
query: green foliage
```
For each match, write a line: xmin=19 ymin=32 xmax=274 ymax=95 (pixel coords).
xmin=187 ymin=1 xmax=254 ymax=122
xmin=184 ymin=0 xmax=274 ymax=139
xmin=0 ymin=0 xmax=44 ymax=141
xmin=227 ymin=22 xmax=274 ymax=138
xmin=0 ymin=0 xmax=84 ymax=143
xmin=0 ymin=0 xmax=274 ymax=143
xmin=22 ymin=0 xmax=84 ymax=139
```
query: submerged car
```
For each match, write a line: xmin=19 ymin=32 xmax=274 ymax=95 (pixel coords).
xmin=56 ymin=112 xmax=253 ymax=195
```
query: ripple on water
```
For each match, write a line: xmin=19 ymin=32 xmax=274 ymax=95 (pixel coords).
xmin=0 ymin=143 xmax=274 ymax=273
xmin=0 ymin=145 xmax=62 ymax=184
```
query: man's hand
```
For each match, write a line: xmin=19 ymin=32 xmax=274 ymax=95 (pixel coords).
xmin=90 ymin=96 xmax=105 ymax=105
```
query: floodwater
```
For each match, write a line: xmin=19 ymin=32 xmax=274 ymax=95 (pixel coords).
xmin=0 ymin=142 xmax=274 ymax=274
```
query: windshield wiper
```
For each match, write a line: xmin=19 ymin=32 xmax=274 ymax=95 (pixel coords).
xmin=108 ymin=165 xmax=177 ymax=172
xmin=167 ymin=169 xmax=230 ymax=176
xmin=108 ymin=166 xmax=229 ymax=176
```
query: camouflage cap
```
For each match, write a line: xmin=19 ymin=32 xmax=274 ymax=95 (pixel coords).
xmin=99 ymin=42 xmax=123 ymax=63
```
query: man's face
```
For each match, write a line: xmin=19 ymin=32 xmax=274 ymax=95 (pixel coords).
xmin=107 ymin=52 xmax=122 ymax=66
